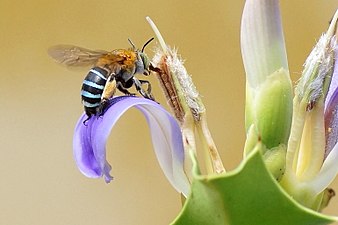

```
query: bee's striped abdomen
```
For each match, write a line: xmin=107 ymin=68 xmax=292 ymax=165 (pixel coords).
xmin=81 ymin=67 xmax=108 ymax=116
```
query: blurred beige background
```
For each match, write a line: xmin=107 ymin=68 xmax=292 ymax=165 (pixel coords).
xmin=0 ymin=0 xmax=337 ymax=224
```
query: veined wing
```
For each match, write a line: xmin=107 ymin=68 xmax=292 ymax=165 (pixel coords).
xmin=48 ymin=44 xmax=109 ymax=67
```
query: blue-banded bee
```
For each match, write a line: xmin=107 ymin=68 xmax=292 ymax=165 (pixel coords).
xmin=48 ymin=38 xmax=155 ymax=122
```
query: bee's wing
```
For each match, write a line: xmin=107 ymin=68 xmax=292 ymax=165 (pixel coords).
xmin=48 ymin=44 xmax=108 ymax=67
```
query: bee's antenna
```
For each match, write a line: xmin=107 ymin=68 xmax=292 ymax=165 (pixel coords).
xmin=141 ymin=37 xmax=154 ymax=52
xmin=128 ymin=38 xmax=136 ymax=50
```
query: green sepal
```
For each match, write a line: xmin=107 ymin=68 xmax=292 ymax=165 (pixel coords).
xmin=244 ymin=124 xmax=285 ymax=181
xmin=246 ymin=68 xmax=293 ymax=149
xmin=171 ymin=146 xmax=337 ymax=225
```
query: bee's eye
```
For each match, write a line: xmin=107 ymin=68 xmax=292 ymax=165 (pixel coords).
xmin=140 ymin=52 xmax=150 ymax=69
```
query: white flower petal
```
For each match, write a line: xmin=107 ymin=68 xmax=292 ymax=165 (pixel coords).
xmin=241 ymin=0 xmax=288 ymax=88
xmin=311 ymin=142 xmax=338 ymax=194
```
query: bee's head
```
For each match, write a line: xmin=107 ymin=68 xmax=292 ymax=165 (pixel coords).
xmin=129 ymin=38 xmax=154 ymax=75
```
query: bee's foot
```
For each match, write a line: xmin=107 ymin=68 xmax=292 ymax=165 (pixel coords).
xmin=83 ymin=116 xmax=91 ymax=126
xmin=147 ymin=93 xmax=156 ymax=102
xmin=97 ymin=99 xmax=109 ymax=117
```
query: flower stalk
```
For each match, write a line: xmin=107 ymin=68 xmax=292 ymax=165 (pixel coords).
xmin=146 ymin=17 xmax=225 ymax=175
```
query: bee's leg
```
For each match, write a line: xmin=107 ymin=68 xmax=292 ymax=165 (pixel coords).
xmin=133 ymin=77 xmax=155 ymax=101
xmin=98 ymin=75 xmax=116 ymax=116
xmin=138 ymin=79 xmax=155 ymax=100
xmin=83 ymin=113 xmax=92 ymax=126
xmin=117 ymin=81 xmax=136 ymax=96
xmin=97 ymin=99 xmax=109 ymax=117
xmin=83 ymin=107 xmax=96 ymax=125
xmin=83 ymin=116 xmax=91 ymax=126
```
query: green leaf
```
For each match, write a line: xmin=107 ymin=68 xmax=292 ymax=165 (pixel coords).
xmin=171 ymin=148 xmax=337 ymax=225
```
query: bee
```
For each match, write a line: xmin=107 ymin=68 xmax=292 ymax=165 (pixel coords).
xmin=48 ymin=38 xmax=155 ymax=123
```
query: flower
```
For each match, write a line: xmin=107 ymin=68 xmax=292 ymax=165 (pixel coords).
xmin=73 ymin=96 xmax=190 ymax=197
xmin=240 ymin=0 xmax=293 ymax=180
xmin=280 ymin=10 xmax=338 ymax=210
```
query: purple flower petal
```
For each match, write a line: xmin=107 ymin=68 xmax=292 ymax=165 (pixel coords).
xmin=312 ymin=47 xmax=338 ymax=193
xmin=73 ymin=96 xmax=190 ymax=196
xmin=325 ymin=48 xmax=338 ymax=157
